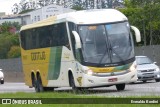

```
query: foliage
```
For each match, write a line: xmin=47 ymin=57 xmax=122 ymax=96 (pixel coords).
xmin=19 ymin=9 xmax=34 ymax=14
xmin=120 ymin=0 xmax=160 ymax=46
xmin=12 ymin=0 xmax=124 ymax=14
xmin=7 ymin=46 xmax=21 ymax=58
xmin=119 ymin=8 xmax=144 ymax=45
xmin=0 ymin=22 xmax=21 ymax=33
xmin=0 ymin=22 xmax=21 ymax=59
xmin=71 ymin=6 xmax=84 ymax=10
xmin=0 ymin=33 xmax=20 ymax=59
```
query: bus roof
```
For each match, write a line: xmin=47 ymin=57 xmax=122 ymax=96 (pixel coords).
xmin=21 ymin=9 xmax=128 ymax=31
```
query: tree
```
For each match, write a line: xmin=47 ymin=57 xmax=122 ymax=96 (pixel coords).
xmin=122 ymin=0 xmax=160 ymax=45
xmin=0 ymin=33 xmax=20 ymax=59
xmin=0 ymin=22 xmax=21 ymax=34
xmin=7 ymin=46 xmax=21 ymax=58
xmin=0 ymin=22 xmax=21 ymax=59
xmin=12 ymin=0 xmax=125 ymax=14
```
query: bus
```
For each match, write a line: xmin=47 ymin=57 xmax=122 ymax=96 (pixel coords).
xmin=20 ymin=9 xmax=141 ymax=92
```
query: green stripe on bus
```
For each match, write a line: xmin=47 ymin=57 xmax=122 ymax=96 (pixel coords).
xmin=113 ymin=63 xmax=131 ymax=71
xmin=48 ymin=47 xmax=62 ymax=80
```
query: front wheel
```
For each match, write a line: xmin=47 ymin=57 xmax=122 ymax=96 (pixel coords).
xmin=69 ymin=74 xmax=76 ymax=90
xmin=142 ymin=80 xmax=147 ymax=83
xmin=69 ymin=73 xmax=81 ymax=93
xmin=116 ymin=84 xmax=125 ymax=91
xmin=1 ymin=80 xmax=4 ymax=84
xmin=155 ymin=79 xmax=160 ymax=82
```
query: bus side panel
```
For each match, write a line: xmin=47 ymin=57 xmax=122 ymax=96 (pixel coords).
xmin=47 ymin=47 xmax=62 ymax=80
xmin=23 ymin=63 xmax=49 ymax=87
xmin=47 ymin=46 xmax=76 ymax=87
xmin=21 ymin=48 xmax=51 ymax=87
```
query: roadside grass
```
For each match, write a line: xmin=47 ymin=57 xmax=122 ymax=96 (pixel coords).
xmin=0 ymin=92 xmax=160 ymax=107
xmin=0 ymin=91 xmax=160 ymax=98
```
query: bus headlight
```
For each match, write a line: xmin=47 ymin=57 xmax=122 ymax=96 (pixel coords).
xmin=156 ymin=68 xmax=160 ymax=72
xmin=87 ymin=70 xmax=93 ymax=75
xmin=84 ymin=69 xmax=93 ymax=75
xmin=82 ymin=66 xmax=94 ymax=75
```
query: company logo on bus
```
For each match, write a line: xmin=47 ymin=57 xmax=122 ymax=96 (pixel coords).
xmin=31 ymin=51 xmax=46 ymax=61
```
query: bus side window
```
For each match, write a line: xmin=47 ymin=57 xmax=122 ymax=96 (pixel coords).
xmin=20 ymin=31 xmax=26 ymax=49
xmin=55 ymin=23 xmax=70 ymax=49
xmin=62 ymin=23 xmax=70 ymax=49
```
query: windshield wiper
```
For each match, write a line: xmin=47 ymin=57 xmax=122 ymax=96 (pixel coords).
xmin=98 ymin=45 xmax=125 ymax=66
xmin=98 ymin=48 xmax=110 ymax=66
xmin=109 ymin=47 xmax=126 ymax=64
xmin=98 ymin=41 xmax=125 ymax=66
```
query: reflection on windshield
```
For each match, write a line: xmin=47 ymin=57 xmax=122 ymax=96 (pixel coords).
xmin=78 ymin=22 xmax=134 ymax=66
xmin=79 ymin=25 xmax=110 ymax=63
xmin=136 ymin=57 xmax=153 ymax=65
xmin=107 ymin=22 xmax=133 ymax=63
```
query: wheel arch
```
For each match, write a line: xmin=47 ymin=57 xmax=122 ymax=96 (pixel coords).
xmin=68 ymin=70 xmax=73 ymax=87
xmin=31 ymin=71 xmax=36 ymax=87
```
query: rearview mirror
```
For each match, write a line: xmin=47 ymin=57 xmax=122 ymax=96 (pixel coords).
xmin=154 ymin=62 xmax=157 ymax=64
xmin=131 ymin=26 xmax=141 ymax=42
xmin=72 ymin=31 xmax=82 ymax=49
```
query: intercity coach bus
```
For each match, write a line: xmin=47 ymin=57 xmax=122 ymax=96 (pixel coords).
xmin=20 ymin=9 xmax=141 ymax=92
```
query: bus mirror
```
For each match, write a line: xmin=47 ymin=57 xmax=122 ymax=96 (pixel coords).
xmin=72 ymin=31 xmax=82 ymax=49
xmin=131 ymin=26 xmax=141 ymax=42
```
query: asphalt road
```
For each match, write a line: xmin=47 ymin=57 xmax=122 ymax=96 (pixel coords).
xmin=0 ymin=81 xmax=160 ymax=97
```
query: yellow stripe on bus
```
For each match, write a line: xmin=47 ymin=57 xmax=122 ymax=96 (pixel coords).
xmin=88 ymin=64 xmax=131 ymax=73
xmin=88 ymin=67 xmax=115 ymax=73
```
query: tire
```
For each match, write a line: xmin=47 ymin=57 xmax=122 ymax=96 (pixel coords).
xmin=142 ymin=80 xmax=147 ymax=83
xmin=31 ymin=74 xmax=36 ymax=87
xmin=35 ymin=75 xmax=44 ymax=92
xmin=1 ymin=80 xmax=4 ymax=84
xmin=69 ymin=73 xmax=79 ymax=93
xmin=155 ymin=79 xmax=160 ymax=82
xmin=116 ymin=84 xmax=125 ymax=91
xmin=34 ymin=80 xmax=39 ymax=92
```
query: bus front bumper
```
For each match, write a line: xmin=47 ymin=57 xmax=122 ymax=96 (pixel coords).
xmin=80 ymin=71 xmax=137 ymax=88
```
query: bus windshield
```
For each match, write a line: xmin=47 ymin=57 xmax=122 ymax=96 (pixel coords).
xmin=78 ymin=22 xmax=134 ymax=66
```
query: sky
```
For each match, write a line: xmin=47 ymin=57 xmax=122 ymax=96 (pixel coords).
xmin=0 ymin=0 xmax=21 ymax=15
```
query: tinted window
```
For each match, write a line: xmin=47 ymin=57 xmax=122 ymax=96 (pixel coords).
xmin=20 ymin=23 xmax=70 ymax=50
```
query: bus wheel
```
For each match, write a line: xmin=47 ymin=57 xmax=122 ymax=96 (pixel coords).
xmin=31 ymin=73 xmax=36 ymax=87
xmin=1 ymin=80 xmax=4 ymax=84
xmin=35 ymin=75 xmax=44 ymax=92
xmin=155 ymin=79 xmax=160 ymax=82
xmin=116 ymin=84 xmax=125 ymax=91
xmin=69 ymin=73 xmax=78 ymax=92
xmin=142 ymin=80 xmax=147 ymax=83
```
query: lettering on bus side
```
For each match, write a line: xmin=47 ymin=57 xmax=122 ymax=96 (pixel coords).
xmin=31 ymin=51 xmax=46 ymax=61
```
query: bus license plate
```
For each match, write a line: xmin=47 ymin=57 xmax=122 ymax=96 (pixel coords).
xmin=108 ymin=78 xmax=117 ymax=82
